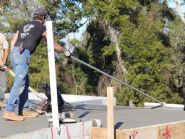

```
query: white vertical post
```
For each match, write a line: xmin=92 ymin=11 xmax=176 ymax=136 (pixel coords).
xmin=46 ymin=21 xmax=59 ymax=129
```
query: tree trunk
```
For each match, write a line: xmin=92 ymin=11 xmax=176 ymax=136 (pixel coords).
xmin=174 ymin=0 xmax=185 ymax=24
xmin=106 ymin=24 xmax=127 ymax=75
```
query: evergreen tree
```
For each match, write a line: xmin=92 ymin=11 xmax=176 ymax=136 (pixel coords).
xmin=1 ymin=0 xmax=185 ymax=106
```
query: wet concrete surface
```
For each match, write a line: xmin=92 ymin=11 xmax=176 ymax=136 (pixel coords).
xmin=1 ymin=104 xmax=185 ymax=137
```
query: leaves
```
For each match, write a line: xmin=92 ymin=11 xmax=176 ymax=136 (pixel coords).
xmin=3 ymin=0 xmax=185 ymax=106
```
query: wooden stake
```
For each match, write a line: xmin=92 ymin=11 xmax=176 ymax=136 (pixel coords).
xmin=107 ymin=87 xmax=115 ymax=139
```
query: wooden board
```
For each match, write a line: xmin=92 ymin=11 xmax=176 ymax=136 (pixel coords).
xmin=90 ymin=121 xmax=185 ymax=139
xmin=90 ymin=127 xmax=124 ymax=139
xmin=158 ymin=122 xmax=185 ymax=139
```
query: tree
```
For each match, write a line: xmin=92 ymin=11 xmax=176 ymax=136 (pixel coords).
xmin=166 ymin=17 xmax=185 ymax=104
xmin=1 ymin=0 xmax=185 ymax=106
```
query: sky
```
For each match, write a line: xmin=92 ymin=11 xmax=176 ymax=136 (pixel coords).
xmin=66 ymin=19 xmax=88 ymax=40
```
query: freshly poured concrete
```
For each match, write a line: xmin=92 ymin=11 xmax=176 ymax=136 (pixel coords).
xmin=1 ymin=104 xmax=185 ymax=137
xmin=74 ymin=104 xmax=185 ymax=129
xmin=0 ymin=113 xmax=48 ymax=137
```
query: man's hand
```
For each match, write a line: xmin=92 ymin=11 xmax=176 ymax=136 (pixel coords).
xmin=59 ymin=41 xmax=71 ymax=57
xmin=0 ymin=59 xmax=5 ymax=67
xmin=64 ymin=49 xmax=71 ymax=57
xmin=0 ymin=65 xmax=8 ymax=72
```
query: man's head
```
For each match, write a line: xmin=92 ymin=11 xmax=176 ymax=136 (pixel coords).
xmin=33 ymin=8 xmax=48 ymax=22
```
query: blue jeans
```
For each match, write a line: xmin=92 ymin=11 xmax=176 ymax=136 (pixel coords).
xmin=5 ymin=47 xmax=30 ymax=113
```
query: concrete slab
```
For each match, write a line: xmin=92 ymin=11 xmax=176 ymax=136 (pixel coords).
xmin=0 ymin=112 xmax=48 ymax=137
xmin=74 ymin=104 xmax=185 ymax=129
xmin=1 ymin=104 xmax=185 ymax=137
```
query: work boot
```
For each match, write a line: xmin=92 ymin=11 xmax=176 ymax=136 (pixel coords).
xmin=19 ymin=111 xmax=38 ymax=119
xmin=0 ymin=101 xmax=5 ymax=108
xmin=3 ymin=111 xmax=24 ymax=121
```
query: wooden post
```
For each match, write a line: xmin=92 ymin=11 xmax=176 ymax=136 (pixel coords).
xmin=107 ymin=87 xmax=115 ymax=139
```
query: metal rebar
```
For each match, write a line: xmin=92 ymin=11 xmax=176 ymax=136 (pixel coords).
xmin=70 ymin=55 xmax=162 ymax=104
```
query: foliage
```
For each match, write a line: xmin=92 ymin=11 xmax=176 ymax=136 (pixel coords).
xmin=1 ymin=0 xmax=185 ymax=106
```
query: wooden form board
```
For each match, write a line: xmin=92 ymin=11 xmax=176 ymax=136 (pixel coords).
xmin=107 ymin=87 xmax=115 ymax=139
xmin=90 ymin=121 xmax=185 ymax=139
xmin=158 ymin=122 xmax=185 ymax=139
xmin=90 ymin=127 xmax=124 ymax=139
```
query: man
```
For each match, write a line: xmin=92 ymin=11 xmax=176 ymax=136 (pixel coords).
xmin=0 ymin=33 xmax=9 ymax=108
xmin=3 ymin=8 xmax=69 ymax=121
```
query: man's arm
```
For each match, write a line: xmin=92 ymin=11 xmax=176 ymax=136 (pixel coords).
xmin=11 ymin=31 xmax=19 ymax=48
xmin=2 ymin=48 xmax=9 ymax=66
xmin=0 ymin=34 xmax=9 ymax=66
xmin=42 ymin=31 xmax=65 ymax=53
